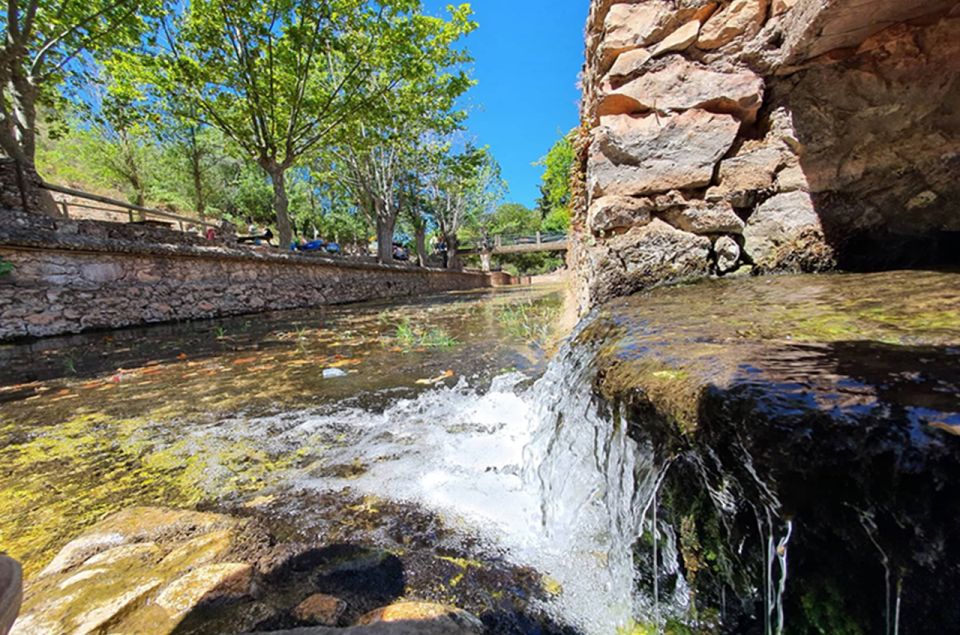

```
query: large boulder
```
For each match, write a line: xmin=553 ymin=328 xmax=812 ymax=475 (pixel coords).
xmin=589 ymin=110 xmax=741 ymax=197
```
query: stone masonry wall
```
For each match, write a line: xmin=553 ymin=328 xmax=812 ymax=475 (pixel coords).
xmin=573 ymin=0 xmax=960 ymax=311
xmin=0 ymin=209 xmax=492 ymax=340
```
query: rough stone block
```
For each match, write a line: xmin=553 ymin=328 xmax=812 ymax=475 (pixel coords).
xmin=697 ymin=0 xmax=769 ymax=50
xmin=599 ymin=58 xmax=764 ymax=121
xmin=585 ymin=219 xmax=713 ymax=305
xmin=743 ymin=191 xmax=834 ymax=271
xmin=660 ymin=200 xmax=746 ymax=234
xmin=588 ymin=195 xmax=655 ymax=234
xmin=589 ymin=110 xmax=741 ymax=197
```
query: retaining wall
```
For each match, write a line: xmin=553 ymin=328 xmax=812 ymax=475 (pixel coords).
xmin=0 ymin=209 xmax=493 ymax=340
xmin=573 ymin=0 xmax=960 ymax=312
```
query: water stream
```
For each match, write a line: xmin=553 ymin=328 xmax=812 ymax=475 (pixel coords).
xmin=2 ymin=271 xmax=959 ymax=633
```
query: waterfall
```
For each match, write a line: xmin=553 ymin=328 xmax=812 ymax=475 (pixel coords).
xmin=207 ymin=320 xmax=693 ymax=632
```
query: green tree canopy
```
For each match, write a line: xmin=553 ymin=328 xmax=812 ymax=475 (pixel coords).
xmin=120 ymin=0 xmax=475 ymax=246
xmin=534 ymin=129 xmax=575 ymax=232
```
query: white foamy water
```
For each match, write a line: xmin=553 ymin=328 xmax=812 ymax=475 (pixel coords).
xmin=198 ymin=338 xmax=670 ymax=633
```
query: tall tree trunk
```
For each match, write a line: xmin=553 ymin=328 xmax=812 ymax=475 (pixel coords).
xmin=266 ymin=164 xmax=293 ymax=248
xmin=1 ymin=70 xmax=38 ymax=211
xmin=376 ymin=208 xmax=396 ymax=264
xmin=189 ymin=131 xmax=205 ymax=220
xmin=446 ymin=232 xmax=461 ymax=270
xmin=130 ymin=165 xmax=146 ymax=220
xmin=415 ymin=225 xmax=427 ymax=267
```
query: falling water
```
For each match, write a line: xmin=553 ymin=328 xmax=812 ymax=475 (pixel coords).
xmin=202 ymin=325 xmax=678 ymax=632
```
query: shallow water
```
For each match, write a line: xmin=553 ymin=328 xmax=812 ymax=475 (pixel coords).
xmin=3 ymin=271 xmax=959 ymax=634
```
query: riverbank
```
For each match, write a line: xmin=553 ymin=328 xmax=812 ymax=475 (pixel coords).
xmin=0 ymin=208 xmax=512 ymax=341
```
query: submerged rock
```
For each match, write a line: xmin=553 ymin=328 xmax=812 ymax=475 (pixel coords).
xmin=358 ymin=601 xmax=483 ymax=633
xmin=13 ymin=507 xmax=247 ymax=635
xmin=293 ymin=593 xmax=347 ymax=626
xmin=12 ymin=501 xmax=545 ymax=635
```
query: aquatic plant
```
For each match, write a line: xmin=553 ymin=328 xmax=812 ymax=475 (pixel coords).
xmin=496 ymin=299 xmax=560 ymax=345
xmin=384 ymin=318 xmax=459 ymax=351
xmin=0 ymin=259 xmax=12 ymax=276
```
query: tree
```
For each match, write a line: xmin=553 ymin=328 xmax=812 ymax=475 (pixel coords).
xmin=0 ymin=0 xmax=161 ymax=208
xmin=424 ymin=144 xmax=504 ymax=269
xmin=402 ymin=187 xmax=430 ymax=267
xmin=336 ymin=127 xmax=410 ymax=263
xmin=534 ymin=129 xmax=575 ymax=231
xmin=484 ymin=202 xmax=540 ymax=237
xmin=128 ymin=0 xmax=475 ymax=247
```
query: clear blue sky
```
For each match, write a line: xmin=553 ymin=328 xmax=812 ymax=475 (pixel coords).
xmin=425 ymin=1 xmax=587 ymax=209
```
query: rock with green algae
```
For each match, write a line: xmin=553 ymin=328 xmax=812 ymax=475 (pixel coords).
xmin=11 ymin=507 xmax=252 ymax=635
xmin=584 ymin=270 xmax=960 ymax=632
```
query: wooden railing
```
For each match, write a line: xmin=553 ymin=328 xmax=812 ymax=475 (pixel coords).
xmin=41 ymin=182 xmax=220 ymax=232
xmin=460 ymin=231 xmax=569 ymax=253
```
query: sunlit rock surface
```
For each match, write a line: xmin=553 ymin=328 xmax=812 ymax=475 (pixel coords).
xmin=574 ymin=0 xmax=960 ymax=312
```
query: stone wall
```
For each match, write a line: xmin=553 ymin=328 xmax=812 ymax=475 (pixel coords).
xmin=573 ymin=0 xmax=960 ymax=311
xmin=0 ymin=209 xmax=493 ymax=340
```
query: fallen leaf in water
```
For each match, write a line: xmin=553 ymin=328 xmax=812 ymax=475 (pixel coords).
xmin=176 ymin=353 xmax=188 ymax=360
xmin=929 ymin=422 xmax=960 ymax=436
xmin=141 ymin=367 xmax=164 ymax=376
xmin=233 ymin=357 xmax=257 ymax=365
xmin=55 ymin=388 xmax=70 ymax=396
xmin=414 ymin=370 xmax=455 ymax=386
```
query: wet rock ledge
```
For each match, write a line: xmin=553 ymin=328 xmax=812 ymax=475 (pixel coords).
xmin=581 ymin=270 xmax=960 ymax=633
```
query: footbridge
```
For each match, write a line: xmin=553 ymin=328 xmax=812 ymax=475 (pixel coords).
xmin=459 ymin=232 xmax=568 ymax=256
